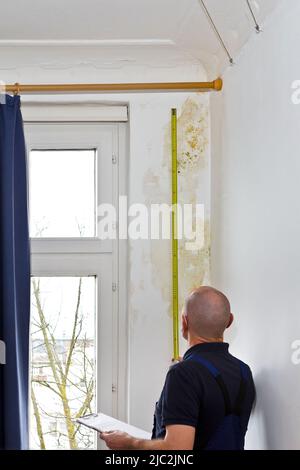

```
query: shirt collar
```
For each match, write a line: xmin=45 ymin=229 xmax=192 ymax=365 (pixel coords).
xmin=183 ymin=342 xmax=229 ymax=360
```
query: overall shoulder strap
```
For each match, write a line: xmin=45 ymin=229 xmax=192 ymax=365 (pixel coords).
xmin=186 ymin=353 xmax=232 ymax=415
xmin=233 ymin=360 xmax=249 ymax=415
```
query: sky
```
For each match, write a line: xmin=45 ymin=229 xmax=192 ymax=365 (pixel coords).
xmin=30 ymin=149 xmax=96 ymax=238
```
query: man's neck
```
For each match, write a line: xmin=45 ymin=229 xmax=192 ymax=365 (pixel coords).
xmin=188 ymin=336 xmax=224 ymax=348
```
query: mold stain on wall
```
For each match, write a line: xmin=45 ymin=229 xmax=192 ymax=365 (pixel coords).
xmin=176 ymin=97 xmax=209 ymax=173
xmin=143 ymin=95 xmax=211 ymax=316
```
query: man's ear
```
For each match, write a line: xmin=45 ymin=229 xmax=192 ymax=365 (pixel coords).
xmin=226 ymin=313 xmax=234 ymax=329
xmin=181 ymin=313 xmax=188 ymax=340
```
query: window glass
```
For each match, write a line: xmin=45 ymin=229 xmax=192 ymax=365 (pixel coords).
xmin=30 ymin=276 xmax=96 ymax=450
xmin=30 ymin=150 xmax=96 ymax=237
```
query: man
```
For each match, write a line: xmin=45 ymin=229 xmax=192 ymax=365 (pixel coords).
xmin=100 ymin=286 xmax=255 ymax=450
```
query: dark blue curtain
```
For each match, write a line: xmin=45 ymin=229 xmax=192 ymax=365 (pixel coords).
xmin=0 ymin=94 xmax=30 ymax=449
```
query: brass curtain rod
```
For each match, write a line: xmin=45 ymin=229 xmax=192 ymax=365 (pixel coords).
xmin=5 ymin=78 xmax=222 ymax=95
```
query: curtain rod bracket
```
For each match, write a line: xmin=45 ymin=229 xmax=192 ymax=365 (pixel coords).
xmin=13 ymin=83 xmax=20 ymax=96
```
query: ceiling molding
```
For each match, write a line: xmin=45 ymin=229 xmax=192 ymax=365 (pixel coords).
xmin=0 ymin=39 xmax=176 ymax=47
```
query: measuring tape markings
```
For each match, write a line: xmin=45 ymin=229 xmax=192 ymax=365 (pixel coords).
xmin=171 ymin=108 xmax=179 ymax=361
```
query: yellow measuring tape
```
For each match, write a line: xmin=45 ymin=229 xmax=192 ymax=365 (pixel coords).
xmin=171 ymin=109 xmax=179 ymax=361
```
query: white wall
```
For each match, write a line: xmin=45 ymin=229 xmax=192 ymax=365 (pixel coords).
xmin=211 ymin=0 xmax=300 ymax=450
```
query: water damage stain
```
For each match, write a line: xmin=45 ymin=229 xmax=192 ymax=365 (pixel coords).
xmin=143 ymin=95 xmax=211 ymax=315
xmin=177 ymin=97 xmax=209 ymax=174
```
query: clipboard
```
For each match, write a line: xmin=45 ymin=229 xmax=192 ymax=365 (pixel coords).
xmin=76 ymin=413 xmax=151 ymax=440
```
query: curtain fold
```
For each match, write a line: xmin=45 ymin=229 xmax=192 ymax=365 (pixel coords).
xmin=0 ymin=94 xmax=30 ymax=450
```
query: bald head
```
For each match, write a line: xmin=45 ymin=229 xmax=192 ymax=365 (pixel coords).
xmin=184 ymin=286 xmax=232 ymax=340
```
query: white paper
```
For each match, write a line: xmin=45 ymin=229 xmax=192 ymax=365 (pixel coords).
xmin=77 ymin=413 xmax=151 ymax=440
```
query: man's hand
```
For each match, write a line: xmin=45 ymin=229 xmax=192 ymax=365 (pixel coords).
xmin=99 ymin=424 xmax=195 ymax=450
xmin=100 ymin=430 xmax=134 ymax=450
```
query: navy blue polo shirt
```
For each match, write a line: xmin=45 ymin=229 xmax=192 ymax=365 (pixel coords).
xmin=152 ymin=342 xmax=255 ymax=449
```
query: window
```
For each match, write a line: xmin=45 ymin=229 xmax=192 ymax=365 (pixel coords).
xmin=31 ymin=276 xmax=96 ymax=449
xmin=25 ymin=110 xmax=128 ymax=450
xmin=30 ymin=149 xmax=96 ymax=238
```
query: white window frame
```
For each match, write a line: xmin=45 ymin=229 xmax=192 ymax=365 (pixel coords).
xmin=24 ymin=105 xmax=128 ymax=449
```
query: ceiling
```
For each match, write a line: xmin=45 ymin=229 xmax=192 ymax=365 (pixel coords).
xmin=0 ymin=0 xmax=281 ymax=79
